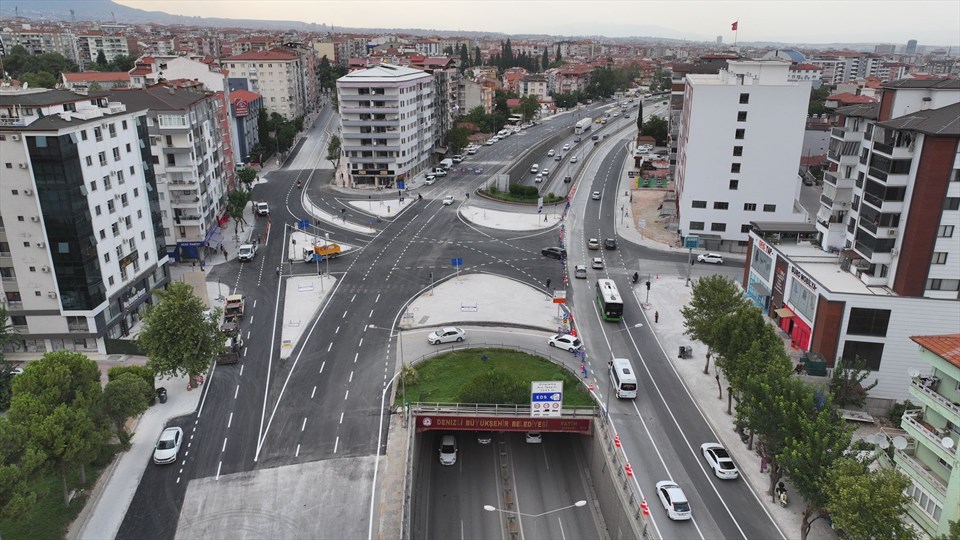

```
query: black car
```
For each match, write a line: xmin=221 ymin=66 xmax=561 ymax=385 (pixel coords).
xmin=591 ymin=134 xmax=599 ymax=140
xmin=541 ymin=247 xmax=567 ymax=260
xmin=604 ymin=238 xmax=617 ymax=250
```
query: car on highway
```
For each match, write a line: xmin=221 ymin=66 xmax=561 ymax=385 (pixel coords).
xmin=237 ymin=243 xmax=257 ymax=262
xmin=592 ymin=257 xmax=604 ymax=269
xmin=548 ymin=149 xmax=556 ymax=157
xmin=574 ymin=264 xmax=588 ymax=278
xmin=604 ymin=238 xmax=617 ymax=250
xmin=548 ymin=334 xmax=583 ymax=352
xmin=477 ymin=432 xmax=493 ymax=445
xmin=563 ymin=176 xmax=572 ymax=183
xmin=442 ymin=195 xmax=455 ymax=205
xmin=555 ymin=154 xmax=563 ymax=161
xmin=574 ymin=136 xmax=582 ymax=143
xmin=530 ymin=163 xmax=539 ymax=174
xmin=439 ymin=435 xmax=457 ymax=465
xmin=255 ymin=201 xmax=270 ymax=216
xmin=587 ymin=238 xmax=600 ymax=250
xmin=427 ymin=327 xmax=466 ymax=345
xmin=525 ymin=432 xmax=543 ymax=444
xmin=541 ymin=167 xmax=550 ymax=175
xmin=701 ymin=443 xmax=740 ymax=479
xmin=656 ymin=481 xmax=691 ymax=520
xmin=591 ymin=134 xmax=599 ymax=140
xmin=562 ymin=143 xmax=570 ymax=151
xmin=541 ymin=247 xmax=567 ymax=260
xmin=570 ymin=156 xmax=578 ymax=163
xmin=153 ymin=427 xmax=183 ymax=465
xmin=697 ymin=253 xmax=724 ymax=265
xmin=452 ymin=154 xmax=464 ymax=163
xmin=424 ymin=175 xmax=436 ymax=185
xmin=591 ymin=191 xmax=601 ymax=200
xmin=534 ymin=172 xmax=544 ymax=183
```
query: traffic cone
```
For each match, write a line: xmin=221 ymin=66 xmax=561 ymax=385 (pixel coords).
xmin=625 ymin=463 xmax=633 ymax=477
xmin=641 ymin=499 xmax=649 ymax=516
xmin=614 ymin=435 xmax=621 ymax=448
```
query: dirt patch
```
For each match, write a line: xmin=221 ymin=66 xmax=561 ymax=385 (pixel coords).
xmin=631 ymin=189 xmax=681 ymax=247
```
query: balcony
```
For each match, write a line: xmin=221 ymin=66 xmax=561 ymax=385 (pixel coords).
xmin=170 ymin=196 xmax=201 ymax=208
xmin=910 ymin=377 xmax=960 ymax=425
xmin=156 ymin=115 xmax=190 ymax=131
xmin=902 ymin=410 xmax=957 ymax=461
xmin=174 ymin=214 xmax=203 ymax=225
xmin=166 ymin=165 xmax=194 ymax=174
xmin=894 ymin=448 xmax=948 ymax=498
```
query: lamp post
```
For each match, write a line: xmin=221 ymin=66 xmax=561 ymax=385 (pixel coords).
xmin=483 ymin=500 xmax=588 ymax=530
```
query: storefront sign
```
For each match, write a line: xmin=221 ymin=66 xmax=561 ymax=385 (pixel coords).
xmin=790 ymin=266 xmax=818 ymax=292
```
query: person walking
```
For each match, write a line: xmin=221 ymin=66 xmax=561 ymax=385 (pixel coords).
xmin=654 ymin=311 xmax=659 ymax=323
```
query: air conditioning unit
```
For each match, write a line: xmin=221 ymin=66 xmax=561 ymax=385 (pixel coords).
xmin=887 ymin=229 xmax=897 ymax=237
xmin=29 ymin=216 xmax=40 ymax=222
xmin=890 ymin=248 xmax=899 ymax=256
xmin=48 ymin=291 xmax=58 ymax=299
xmin=11 ymin=134 xmax=21 ymax=141
xmin=18 ymin=163 xmax=28 ymax=169
xmin=23 ymin=188 xmax=33 ymax=195
xmin=36 ymin=242 xmax=45 ymax=248
xmin=40 ymin=265 xmax=50 ymax=272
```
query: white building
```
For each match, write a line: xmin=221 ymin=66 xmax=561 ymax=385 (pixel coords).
xmin=76 ymin=32 xmax=130 ymax=70
xmin=0 ymin=88 xmax=169 ymax=353
xmin=675 ymin=60 xmax=809 ymax=252
xmin=223 ymin=49 xmax=306 ymax=120
xmin=336 ymin=64 xmax=435 ymax=188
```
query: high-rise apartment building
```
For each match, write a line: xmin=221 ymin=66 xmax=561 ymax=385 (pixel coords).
xmin=905 ymin=39 xmax=918 ymax=55
xmin=223 ymin=49 xmax=306 ymax=120
xmin=336 ymin=64 xmax=435 ymax=188
xmin=675 ymin=60 xmax=809 ymax=251
xmin=0 ymin=88 xmax=168 ymax=353
xmin=76 ymin=32 xmax=131 ymax=70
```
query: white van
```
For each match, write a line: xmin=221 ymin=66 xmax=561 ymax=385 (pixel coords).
xmin=530 ymin=163 xmax=539 ymax=174
xmin=440 ymin=158 xmax=454 ymax=170
xmin=609 ymin=357 xmax=638 ymax=399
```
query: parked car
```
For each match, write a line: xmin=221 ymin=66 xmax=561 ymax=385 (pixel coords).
xmin=432 ymin=167 xmax=447 ymax=177
xmin=255 ymin=202 xmax=270 ymax=216
xmin=237 ymin=243 xmax=257 ymax=262
xmin=592 ymin=257 xmax=604 ymax=269
xmin=541 ymin=247 xmax=567 ymax=260
xmin=452 ymin=154 xmax=464 ymax=163
xmin=701 ymin=443 xmax=740 ymax=479
xmin=604 ymin=238 xmax=617 ymax=250
xmin=591 ymin=191 xmax=601 ymax=200
xmin=588 ymin=238 xmax=600 ymax=250
xmin=427 ymin=327 xmax=466 ymax=345
xmin=656 ymin=481 xmax=692 ymax=520
xmin=467 ymin=147 xmax=478 ymax=155
xmin=424 ymin=175 xmax=436 ymax=185
xmin=153 ymin=427 xmax=183 ymax=465
xmin=439 ymin=435 xmax=458 ymax=465
xmin=525 ymin=432 xmax=543 ymax=444
xmin=548 ymin=334 xmax=583 ymax=351
xmin=697 ymin=253 xmax=724 ymax=265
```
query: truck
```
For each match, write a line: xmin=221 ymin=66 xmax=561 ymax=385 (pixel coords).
xmin=216 ymin=320 xmax=244 ymax=365
xmin=574 ymin=118 xmax=592 ymax=135
xmin=223 ymin=294 xmax=244 ymax=323
xmin=302 ymin=242 xmax=342 ymax=263
xmin=439 ymin=158 xmax=454 ymax=170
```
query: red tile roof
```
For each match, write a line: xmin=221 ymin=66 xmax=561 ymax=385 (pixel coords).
xmin=911 ymin=334 xmax=960 ymax=368
xmin=827 ymin=93 xmax=877 ymax=104
xmin=791 ymin=63 xmax=822 ymax=71
xmin=63 ymin=71 xmax=130 ymax=82
xmin=231 ymin=89 xmax=261 ymax=102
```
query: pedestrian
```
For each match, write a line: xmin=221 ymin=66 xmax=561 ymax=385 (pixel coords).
xmin=654 ymin=311 xmax=659 ymax=323
xmin=276 ymin=265 xmax=280 ymax=276
xmin=223 ymin=249 xmax=228 ymax=260
xmin=546 ymin=278 xmax=552 ymax=289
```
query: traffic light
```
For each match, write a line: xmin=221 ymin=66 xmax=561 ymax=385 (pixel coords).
xmin=645 ymin=281 xmax=651 ymax=290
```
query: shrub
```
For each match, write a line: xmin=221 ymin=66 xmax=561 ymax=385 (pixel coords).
xmin=107 ymin=365 xmax=155 ymax=402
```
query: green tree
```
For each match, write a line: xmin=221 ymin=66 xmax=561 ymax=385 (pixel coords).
xmin=932 ymin=520 xmax=960 ymax=540
xmin=473 ymin=46 xmax=482 ymax=67
xmin=679 ymin=274 xmax=752 ymax=373
xmin=102 ymin=373 xmax=150 ymax=448
xmin=823 ymin=458 xmax=917 ymax=540
xmin=2 ymin=46 xmax=78 ymax=80
xmin=326 ymin=134 xmax=342 ymax=169
xmin=555 ymin=44 xmax=562 ymax=65
xmin=107 ymin=54 xmax=136 ymax=72
xmin=136 ymin=282 xmax=224 ymax=388
xmin=714 ymin=308 xmax=791 ymax=411
xmin=0 ymin=305 xmax=19 ymax=410
xmin=640 ymin=115 xmax=669 ymax=146
xmin=19 ymin=71 xmax=58 ymax=89
xmin=0 ymin=416 xmax=43 ymax=521
xmin=828 ymin=356 xmax=878 ymax=409
xmin=519 ymin=94 xmax=540 ymax=122
xmin=739 ymin=371 xmax=807 ymax=495
xmin=808 ymin=86 xmax=830 ymax=116
xmin=226 ymin=189 xmax=251 ymax=234
xmin=542 ymin=49 xmax=550 ymax=71
xmin=459 ymin=44 xmax=470 ymax=70
xmin=237 ymin=166 xmax=258 ymax=189
xmin=447 ymin=127 xmax=469 ymax=154
xmin=317 ymin=55 xmax=346 ymax=91
xmin=636 ymin=102 xmax=644 ymax=131
xmin=95 ymin=50 xmax=108 ymax=68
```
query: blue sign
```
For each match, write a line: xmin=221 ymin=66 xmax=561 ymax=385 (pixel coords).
xmin=298 ymin=219 xmax=311 ymax=229
xmin=397 ymin=180 xmax=406 ymax=190
xmin=684 ymin=235 xmax=701 ymax=249
xmin=532 ymin=393 xmax=562 ymax=401
xmin=530 ymin=380 xmax=564 ymax=417
xmin=451 ymin=257 xmax=463 ymax=268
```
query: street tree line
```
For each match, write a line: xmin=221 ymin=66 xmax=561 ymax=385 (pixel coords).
xmin=681 ymin=275 xmax=927 ymax=540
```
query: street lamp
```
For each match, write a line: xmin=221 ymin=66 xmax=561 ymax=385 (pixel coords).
xmin=483 ymin=500 xmax=587 ymax=518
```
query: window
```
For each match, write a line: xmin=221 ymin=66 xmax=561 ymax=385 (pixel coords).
xmin=737 ymin=111 xmax=748 ymax=122
xmin=733 ymin=146 xmax=743 ymax=157
xmin=714 ymin=202 xmax=729 ymax=210
xmin=729 ymin=180 xmax=739 ymax=190
xmin=739 ymin=93 xmax=750 ymax=104
xmin=104 ymin=253 xmax=110 ymax=263
xmin=841 ymin=340 xmax=884 ymax=370
xmin=108 ymin=123 xmax=117 ymax=138
xmin=94 ymin=127 xmax=102 ymax=141
xmin=89 ymin=181 xmax=97 ymax=192
xmin=763 ymin=204 xmax=776 ymax=212
xmin=85 ymin=156 xmax=93 ymax=166
xmin=932 ymin=252 xmax=948 ymax=264
xmin=741 ymin=224 xmax=752 ymax=233
xmin=735 ymin=128 xmax=745 ymax=139
xmin=95 ymin=205 xmax=102 ymax=216
xmin=103 ymin=176 xmax=112 ymax=190
xmin=113 ymin=148 xmax=121 ymax=161
xmin=847 ymin=308 xmax=891 ymax=337
xmin=731 ymin=163 xmax=741 ymax=173
xmin=81 ymin=130 xmax=88 ymax=141
xmin=108 ymin=276 xmax=115 ymax=286
xmin=125 ymin=143 xmax=131 ymax=153
xmin=98 ymin=152 xmax=107 ymax=166
xmin=711 ymin=223 xmax=727 ymax=232
xmin=907 ymin=483 xmax=943 ymax=522
xmin=944 ymin=198 xmax=960 ymax=210
xmin=692 ymin=200 xmax=707 ymax=208
xmin=934 ymin=225 xmax=953 ymax=237
xmin=122 ymin=120 xmax=128 ymax=130
xmin=689 ymin=221 xmax=705 ymax=230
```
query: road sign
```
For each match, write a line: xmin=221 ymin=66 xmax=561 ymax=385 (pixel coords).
xmin=531 ymin=381 xmax=563 ymax=417
xmin=684 ymin=235 xmax=701 ymax=249
xmin=297 ymin=219 xmax=310 ymax=229
xmin=552 ymin=290 xmax=567 ymax=304
xmin=397 ymin=180 xmax=406 ymax=190
xmin=450 ymin=257 xmax=463 ymax=268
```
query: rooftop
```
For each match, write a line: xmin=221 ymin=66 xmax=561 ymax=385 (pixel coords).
xmin=63 ymin=71 xmax=131 ymax=82
xmin=911 ymin=334 xmax=960 ymax=369
xmin=223 ymin=49 xmax=298 ymax=62
xmin=835 ymin=102 xmax=880 ymax=120
xmin=0 ymin=88 xmax=110 ymax=108
xmin=338 ymin=64 xmax=429 ymax=83
xmin=108 ymin=86 xmax=212 ymax=112
xmin=884 ymin=78 xmax=960 ymax=90
xmin=877 ymin=102 xmax=960 ymax=136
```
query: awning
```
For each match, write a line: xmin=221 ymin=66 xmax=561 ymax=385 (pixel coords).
xmin=775 ymin=307 xmax=795 ymax=318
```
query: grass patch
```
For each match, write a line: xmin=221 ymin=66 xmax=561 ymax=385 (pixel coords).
xmin=397 ymin=348 xmax=595 ymax=408
xmin=479 ymin=188 xmax=565 ymax=205
xmin=0 ymin=445 xmax=120 ymax=540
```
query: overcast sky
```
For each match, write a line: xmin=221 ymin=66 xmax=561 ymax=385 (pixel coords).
xmin=115 ymin=0 xmax=960 ymax=47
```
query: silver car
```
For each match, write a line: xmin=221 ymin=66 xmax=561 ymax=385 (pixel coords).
xmin=439 ymin=435 xmax=457 ymax=465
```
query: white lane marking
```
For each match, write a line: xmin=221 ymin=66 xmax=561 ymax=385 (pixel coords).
xmin=295 ymin=444 xmax=300 ymax=457
xmin=216 ymin=461 xmax=222 ymax=480
xmin=320 ymin=361 xmax=325 ymax=374
xmin=234 ymin=384 xmax=239 ymax=399
xmin=358 ymin=338 xmax=363 ymax=348
xmin=368 ymin=309 xmax=374 ymax=318
xmin=342 ymin=310 xmax=348 ymax=318
xmin=354 ymin=352 xmax=359 ymax=364
xmin=558 ymin=517 xmax=566 ymax=540
xmin=349 ymin=370 xmax=354 ymax=382
xmin=333 ymin=436 xmax=339 ymax=453
xmin=227 ymin=412 xmax=233 ymax=428
xmin=350 ymin=294 xmax=356 ymax=302
xmin=222 ymin=438 xmax=228 ymax=452
xmin=335 ymin=326 xmax=340 ymax=334
xmin=239 ymin=364 xmax=244 ymax=376
xmin=339 ymin=411 xmax=344 ymax=424
xmin=375 ymin=293 xmax=380 ymax=303
xmin=301 ymin=418 xmax=307 ymax=432
xmin=311 ymin=386 xmax=317 ymax=399
xmin=344 ymin=390 xmax=350 ymax=400
xmin=327 ymin=342 xmax=333 ymax=352
xmin=249 ymin=315 xmax=253 ymax=325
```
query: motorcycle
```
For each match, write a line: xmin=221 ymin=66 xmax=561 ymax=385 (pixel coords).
xmin=776 ymin=483 xmax=788 ymax=507
xmin=297 ymin=180 xmax=302 ymax=189
xmin=632 ymin=272 xmax=639 ymax=284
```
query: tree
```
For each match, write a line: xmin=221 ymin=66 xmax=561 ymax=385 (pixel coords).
xmin=19 ymin=71 xmax=58 ymax=89
xmin=555 ymin=44 xmax=562 ymax=65
xmin=828 ymin=356 xmax=878 ymax=408
xmin=226 ymin=189 xmax=252 ymax=233
xmin=519 ymin=94 xmax=540 ymax=122
xmin=95 ymin=50 xmax=108 ymax=68
xmin=0 ymin=416 xmax=43 ymax=521
xmin=542 ymin=49 xmax=550 ymax=71
xmin=0 ymin=305 xmax=19 ymax=410
xmin=679 ymin=274 xmax=752 ymax=373
xmin=823 ymin=458 xmax=917 ymax=540
xmin=473 ymin=47 xmax=482 ymax=67
xmin=636 ymin=102 xmax=644 ymax=131
xmin=459 ymin=44 xmax=470 ymax=70
xmin=447 ymin=127 xmax=469 ymax=154
xmin=277 ymin=123 xmax=297 ymax=153
xmin=1 ymin=46 xmax=78 ymax=81
xmin=640 ymin=115 xmax=669 ymax=146
xmin=107 ymin=54 xmax=136 ymax=72
xmin=808 ymin=86 xmax=830 ymax=116
xmin=326 ymin=134 xmax=342 ymax=169
xmin=136 ymin=282 xmax=224 ymax=388
xmin=237 ymin=166 xmax=258 ymax=189
xmin=102 ymin=373 xmax=150 ymax=448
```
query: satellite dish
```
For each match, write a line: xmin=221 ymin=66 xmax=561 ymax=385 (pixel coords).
xmin=877 ymin=437 xmax=890 ymax=449
xmin=893 ymin=436 xmax=908 ymax=450
xmin=941 ymin=437 xmax=955 ymax=450
xmin=908 ymin=368 xmax=921 ymax=377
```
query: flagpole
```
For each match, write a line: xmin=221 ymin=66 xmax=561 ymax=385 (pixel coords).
xmin=734 ymin=19 xmax=739 ymax=46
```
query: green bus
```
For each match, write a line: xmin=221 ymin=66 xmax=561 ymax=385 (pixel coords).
xmin=596 ymin=279 xmax=624 ymax=322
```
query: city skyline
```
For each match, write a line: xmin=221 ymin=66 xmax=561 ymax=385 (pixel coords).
xmin=111 ymin=0 xmax=960 ymax=47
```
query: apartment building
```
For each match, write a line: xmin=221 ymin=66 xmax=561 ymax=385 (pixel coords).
xmin=675 ymin=60 xmax=809 ymax=252
xmin=519 ymin=75 xmax=549 ymax=101
xmin=0 ymin=88 xmax=168 ymax=353
xmin=76 ymin=32 xmax=131 ymax=70
xmin=876 ymin=334 xmax=960 ymax=538
xmin=230 ymin=89 xmax=263 ymax=162
xmin=336 ymin=64 xmax=435 ymax=188
xmin=107 ymin=87 xmax=231 ymax=261
xmin=223 ymin=49 xmax=306 ymax=120
xmin=0 ymin=27 xmax=78 ymax=63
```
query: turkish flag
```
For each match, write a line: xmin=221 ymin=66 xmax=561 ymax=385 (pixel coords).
xmin=731 ymin=21 xmax=738 ymax=31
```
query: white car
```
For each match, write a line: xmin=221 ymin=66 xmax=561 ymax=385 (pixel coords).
xmin=255 ymin=202 xmax=270 ymax=216
xmin=548 ymin=334 xmax=583 ymax=352
xmin=541 ymin=167 xmax=550 ymax=175
xmin=701 ymin=443 xmax=740 ymax=479
xmin=562 ymin=144 xmax=570 ymax=151
xmin=656 ymin=481 xmax=691 ymax=520
xmin=555 ymin=154 xmax=563 ymax=161
xmin=424 ymin=176 xmax=436 ymax=185
xmin=427 ymin=326 xmax=465 ymax=344
xmin=484 ymin=139 xmax=495 ymax=146
xmin=592 ymin=257 xmax=604 ymax=269
xmin=548 ymin=149 xmax=556 ymax=157
xmin=477 ymin=432 xmax=493 ymax=445
xmin=452 ymin=155 xmax=464 ymax=163
xmin=570 ymin=156 xmax=578 ymax=163
xmin=525 ymin=432 xmax=542 ymax=444
xmin=439 ymin=435 xmax=457 ymax=465
xmin=466 ymin=147 xmax=478 ymax=155
xmin=574 ymin=265 xmax=588 ymax=279
xmin=535 ymin=173 xmax=544 ymax=183
xmin=442 ymin=196 xmax=455 ymax=206
xmin=697 ymin=253 xmax=724 ymax=265
xmin=237 ymin=243 xmax=257 ymax=262
xmin=591 ymin=191 xmax=601 ymax=200
xmin=588 ymin=238 xmax=600 ymax=250
xmin=153 ymin=427 xmax=183 ymax=465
